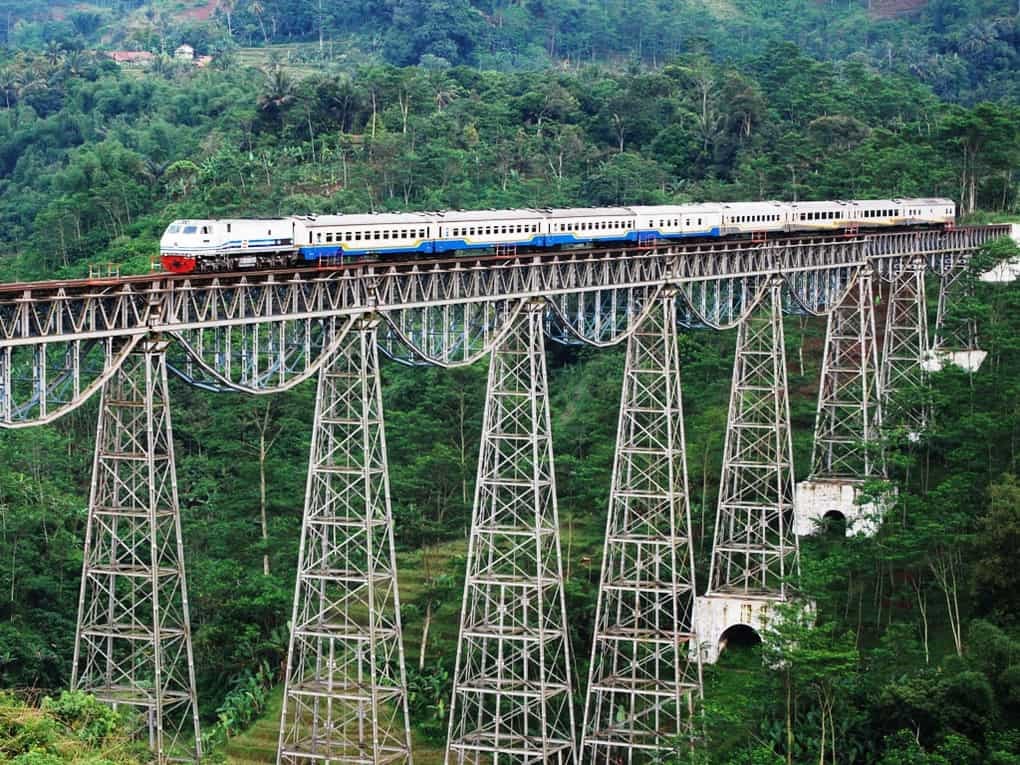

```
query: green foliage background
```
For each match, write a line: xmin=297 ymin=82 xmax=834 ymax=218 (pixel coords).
xmin=1 ymin=1 xmax=1020 ymax=762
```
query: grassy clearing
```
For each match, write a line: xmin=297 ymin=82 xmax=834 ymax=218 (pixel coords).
xmin=222 ymin=686 xmax=446 ymax=764
xmin=233 ymin=42 xmax=383 ymax=79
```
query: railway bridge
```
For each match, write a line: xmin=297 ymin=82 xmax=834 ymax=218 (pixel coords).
xmin=0 ymin=224 xmax=1012 ymax=763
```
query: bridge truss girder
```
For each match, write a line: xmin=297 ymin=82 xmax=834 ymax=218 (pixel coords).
xmin=1 ymin=227 xmax=1005 ymax=428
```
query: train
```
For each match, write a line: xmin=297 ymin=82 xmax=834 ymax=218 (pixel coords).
xmin=158 ymin=198 xmax=956 ymax=274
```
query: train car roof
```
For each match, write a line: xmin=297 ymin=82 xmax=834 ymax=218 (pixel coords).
xmin=545 ymin=207 xmax=635 ymax=218
xmin=629 ymin=204 xmax=721 ymax=215
xmin=719 ymin=201 xmax=786 ymax=209
xmin=788 ymin=200 xmax=855 ymax=209
xmin=302 ymin=213 xmax=435 ymax=226
xmin=893 ymin=197 xmax=955 ymax=205
xmin=439 ymin=209 xmax=543 ymax=222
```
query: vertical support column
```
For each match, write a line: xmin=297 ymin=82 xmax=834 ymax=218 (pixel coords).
xmin=0 ymin=345 xmax=10 ymax=424
xmin=795 ymin=267 xmax=887 ymax=538
xmin=445 ymin=300 xmax=576 ymax=765
xmin=277 ymin=316 xmax=413 ymax=765
xmin=581 ymin=290 xmax=702 ymax=763
xmin=933 ymin=267 xmax=986 ymax=372
xmin=695 ymin=279 xmax=799 ymax=665
xmin=881 ymin=256 xmax=930 ymax=436
xmin=72 ymin=341 xmax=202 ymax=763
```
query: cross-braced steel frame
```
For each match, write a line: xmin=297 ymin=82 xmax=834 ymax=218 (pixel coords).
xmin=72 ymin=341 xmax=202 ymax=763
xmin=706 ymin=279 xmax=799 ymax=599
xmin=445 ymin=299 xmax=577 ymax=765
xmin=580 ymin=289 xmax=703 ymax=764
xmin=0 ymin=224 xmax=1007 ymax=765
xmin=881 ymin=256 xmax=930 ymax=433
xmin=277 ymin=315 xmax=413 ymax=765
xmin=934 ymin=267 xmax=979 ymax=353
xmin=810 ymin=267 xmax=885 ymax=479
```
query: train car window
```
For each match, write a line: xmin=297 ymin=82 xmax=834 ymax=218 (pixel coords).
xmin=225 ymin=224 xmax=231 ymax=233
xmin=308 ymin=233 xmax=313 ymax=244
xmin=420 ymin=229 xmax=427 ymax=237
xmin=326 ymin=233 xmax=333 ymax=243
xmin=317 ymin=233 xmax=322 ymax=243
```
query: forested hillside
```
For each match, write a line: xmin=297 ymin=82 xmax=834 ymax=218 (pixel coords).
xmin=2 ymin=0 xmax=1020 ymax=101
xmin=0 ymin=41 xmax=1017 ymax=280
xmin=2 ymin=0 xmax=1020 ymax=763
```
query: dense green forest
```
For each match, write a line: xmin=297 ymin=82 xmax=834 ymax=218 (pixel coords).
xmin=0 ymin=39 xmax=1017 ymax=280
xmin=3 ymin=0 xmax=1020 ymax=103
xmin=2 ymin=0 xmax=1020 ymax=762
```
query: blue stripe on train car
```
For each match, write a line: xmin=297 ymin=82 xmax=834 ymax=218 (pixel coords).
xmin=545 ymin=228 xmax=721 ymax=247
xmin=432 ymin=236 xmax=543 ymax=254
xmin=629 ymin=228 xmax=721 ymax=241
xmin=298 ymin=241 xmax=433 ymax=261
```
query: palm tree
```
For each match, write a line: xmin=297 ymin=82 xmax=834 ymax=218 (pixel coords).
xmin=44 ymin=41 xmax=64 ymax=68
xmin=218 ymin=0 xmax=236 ymax=36
xmin=257 ymin=65 xmax=296 ymax=123
xmin=251 ymin=0 xmax=269 ymax=44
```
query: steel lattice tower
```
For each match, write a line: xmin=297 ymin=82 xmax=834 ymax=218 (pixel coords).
xmin=706 ymin=280 xmax=799 ymax=599
xmin=934 ymin=268 xmax=980 ymax=353
xmin=580 ymin=290 xmax=702 ymax=764
xmin=811 ymin=268 xmax=884 ymax=480
xmin=72 ymin=341 xmax=202 ymax=763
xmin=881 ymin=256 xmax=929 ymax=433
xmin=445 ymin=300 xmax=576 ymax=765
xmin=277 ymin=316 xmax=413 ymax=765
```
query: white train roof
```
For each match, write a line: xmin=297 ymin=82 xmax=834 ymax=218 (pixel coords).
xmin=440 ymin=209 xmax=544 ymax=222
xmin=719 ymin=201 xmax=786 ymax=209
xmin=302 ymin=213 xmax=435 ymax=227
xmin=544 ymin=207 xmax=635 ymax=218
xmin=629 ymin=204 xmax=720 ymax=215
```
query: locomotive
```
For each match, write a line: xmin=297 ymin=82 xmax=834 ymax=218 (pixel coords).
xmin=159 ymin=198 xmax=956 ymax=274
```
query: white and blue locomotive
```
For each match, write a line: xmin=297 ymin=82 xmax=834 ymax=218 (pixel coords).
xmin=159 ymin=198 xmax=956 ymax=274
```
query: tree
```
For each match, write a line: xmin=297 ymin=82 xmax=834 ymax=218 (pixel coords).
xmin=941 ymin=102 xmax=1018 ymax=214
xmin=257 ymin=64 xmax=297 ymax=127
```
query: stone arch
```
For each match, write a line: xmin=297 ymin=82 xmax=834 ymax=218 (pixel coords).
xmin=718 ymin=623 xmax=762 ymax=656
xmin=822 ymin=509 xmax=848 ymax=537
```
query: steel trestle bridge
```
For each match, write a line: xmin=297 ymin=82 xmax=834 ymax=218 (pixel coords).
xmin=0 ymin=224 xmax=1009 ymax=763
